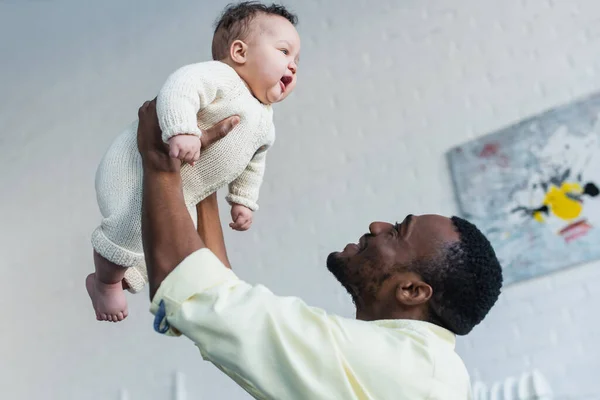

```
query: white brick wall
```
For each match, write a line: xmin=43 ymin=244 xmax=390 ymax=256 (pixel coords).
xmin=1 ymin=0 xmax=599 ymax=398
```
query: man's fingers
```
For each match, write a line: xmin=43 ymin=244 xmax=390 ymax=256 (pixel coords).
xmin=138 ymin=101 xmax=150 ymax=118
xmin=214 ymin=115 xmax=240 ymax=137
xmin=201 ymin=115 xmax=240 ymax=147
xmin=221 ymin=116 xmax=240 ymax=135
xmin=146 ymin=98 xmax=157 ymax=110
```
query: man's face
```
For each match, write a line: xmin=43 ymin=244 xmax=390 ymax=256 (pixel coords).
xmin=326 ymin=214 xmax=459 ymax=307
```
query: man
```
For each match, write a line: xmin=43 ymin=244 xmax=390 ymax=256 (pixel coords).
xmin=136 ymin=99 xmax=503 ymax=399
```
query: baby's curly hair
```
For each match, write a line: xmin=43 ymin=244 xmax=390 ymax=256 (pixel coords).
xmin=211 ymin=2 xmax=298 ymax=60
xmin=417 ymin=216 xmax=503 ymax=335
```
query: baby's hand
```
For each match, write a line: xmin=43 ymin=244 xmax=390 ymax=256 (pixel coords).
xmin=167 ymin=134 xmax=201 ymax=165
xmin=230 ymin=204 xmax=253 ymax=231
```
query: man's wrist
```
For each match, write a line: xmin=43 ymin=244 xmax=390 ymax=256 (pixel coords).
xmin=141 ymin=151 xmax=182 ymax=174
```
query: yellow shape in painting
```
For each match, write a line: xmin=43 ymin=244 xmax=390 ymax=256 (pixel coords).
xmin=542 ymin=182 xmax=583 ymax=221
xmin=532 ymin=211 xmax=545 ymax=222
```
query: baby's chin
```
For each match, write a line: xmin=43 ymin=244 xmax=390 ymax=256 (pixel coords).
xmin=266 ymin=91 xmax=289 ymax=104
xmin=250 ymin=90 xmax=273 ymax=105
xmin=264 ymin=85 xmax=293 ymax=104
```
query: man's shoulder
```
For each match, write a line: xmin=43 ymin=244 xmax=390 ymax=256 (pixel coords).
xmin=333 ymin=319 xmax=461 ymax=369
xmin=315 ymin=317 xmax=470 ymax=398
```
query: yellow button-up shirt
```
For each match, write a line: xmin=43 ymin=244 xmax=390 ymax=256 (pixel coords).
xmin=150 ymin=249 xmax=473 ymax=399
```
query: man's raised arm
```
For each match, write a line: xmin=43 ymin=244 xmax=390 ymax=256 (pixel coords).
xmin=136 ymin=99 xmax=237 ymax=298
xmin=196 ymin=193 xmax=231 ymax=269
xmin=135 ymin=99 xmax=381 ymax=400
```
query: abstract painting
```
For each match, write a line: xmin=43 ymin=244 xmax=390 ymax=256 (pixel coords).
xmin=447 ymin=93 xmax=600 ymax=285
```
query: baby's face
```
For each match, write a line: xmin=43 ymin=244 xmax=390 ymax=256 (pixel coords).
xmin=241 ymin=14 xmax=300 ymax=104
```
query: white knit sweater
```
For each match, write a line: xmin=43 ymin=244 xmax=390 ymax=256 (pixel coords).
xmin=92 ymin=61 xmax=275 ymax=292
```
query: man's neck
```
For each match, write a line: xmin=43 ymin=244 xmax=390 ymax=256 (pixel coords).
xmin=355 ymin=305 xmax=428 ymax=322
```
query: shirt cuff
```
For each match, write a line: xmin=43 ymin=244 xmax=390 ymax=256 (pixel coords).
xmin=149 ymin=248 xmax=239 ymax=336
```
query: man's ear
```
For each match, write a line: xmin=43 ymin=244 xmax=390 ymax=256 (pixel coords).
xmin=230 ymin=40 xmax=248 ymax=64
xmin=395 ymin=273 xmax=432 ymax=306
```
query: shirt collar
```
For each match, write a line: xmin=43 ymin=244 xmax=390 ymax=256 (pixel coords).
xmin=370 ymin=319 xmax=457 ymax=348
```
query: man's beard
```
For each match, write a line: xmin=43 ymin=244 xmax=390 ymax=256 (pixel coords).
xmin=326 ymin=252 xmax=364 ymax=306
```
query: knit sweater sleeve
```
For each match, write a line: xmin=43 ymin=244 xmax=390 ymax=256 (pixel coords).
xmin=225 ymin=146 xmax=268 ymax=212
xmin=156 ymin=62 xmax=232 ymax=143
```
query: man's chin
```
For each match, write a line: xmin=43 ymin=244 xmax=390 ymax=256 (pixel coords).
xmin=326 ymin=252 xmax=347 ymax=280
xmin=325 ymin=251 xmax=340 ymax=271
xmin=326 ymin=253 xmax=361 ymax=305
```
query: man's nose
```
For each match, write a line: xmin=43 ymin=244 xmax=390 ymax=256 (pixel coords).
xmin=369 ymin=221 xmax=394 ymax=235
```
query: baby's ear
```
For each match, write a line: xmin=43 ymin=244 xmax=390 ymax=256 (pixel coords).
xmin=230 ymin=40 xmax=248 ymax=64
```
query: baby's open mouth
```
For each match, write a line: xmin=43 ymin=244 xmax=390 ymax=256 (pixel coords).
xmin=280 ymin=75 xmax=293 ymax=88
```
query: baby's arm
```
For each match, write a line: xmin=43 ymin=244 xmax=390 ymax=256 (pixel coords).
xmin=226 ymin=147 xmax=268 ymax=213
xmin=156 ymin=63 xmax=225 ymax=163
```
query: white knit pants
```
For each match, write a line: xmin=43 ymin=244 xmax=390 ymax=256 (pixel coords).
xmin=91 ymin=121 xmax=197 ymax=293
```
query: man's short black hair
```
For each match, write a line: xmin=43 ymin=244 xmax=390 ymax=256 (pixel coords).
xmin=211 ymin=2 xmax=298 ymax=60
xmin=418 ymin=216 xmax=503 ymax=335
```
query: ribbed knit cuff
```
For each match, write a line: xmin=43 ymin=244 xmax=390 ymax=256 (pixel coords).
xmin=91 ymin=227 xmax=148 ymax=293
xmin=161 ymin=127 xmax=203 ymax=143
xmin=124 ymin=266 xmax=148 ymax=294
xmin=91 ymin=227 xmax=145 ymax=268
xmin=225 ymin=193 xmax=259 ymax=212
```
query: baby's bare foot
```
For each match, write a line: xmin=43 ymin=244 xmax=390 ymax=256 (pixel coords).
xmin=86 ymin=273 xmax=128 ymax=322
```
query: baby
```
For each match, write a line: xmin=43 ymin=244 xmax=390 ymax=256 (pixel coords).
xmin=86 ymin=2 xmax=300 ymax=322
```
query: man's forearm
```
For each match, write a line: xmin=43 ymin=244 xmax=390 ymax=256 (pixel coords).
xmin=141 ymin=166 xmax=205 ymax=299
xmin=196 ymin=193 xmax=231 ymax=269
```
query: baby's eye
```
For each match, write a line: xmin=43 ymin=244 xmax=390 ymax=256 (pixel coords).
xmin=280 ymin=48 xmax=289 ymax=55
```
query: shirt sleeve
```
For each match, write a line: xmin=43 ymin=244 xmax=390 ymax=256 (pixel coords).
xmin=149 ymin=249 xmax=359 ymax=399
xmin=225 ymin=146 xmax=268 ymax=211
xmin=156 ymin=62 xmax=233 ymax=143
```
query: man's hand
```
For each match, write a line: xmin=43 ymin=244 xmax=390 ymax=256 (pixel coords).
xmin=229 ymin=204 xmax=253 ymax=231
xmin=136 ymin=98 xmax=240 ymax=169
xmin=168 ymin=134 xmax=202 ymax=166
xmin=137 ymin=99 xmax=171 ymax=170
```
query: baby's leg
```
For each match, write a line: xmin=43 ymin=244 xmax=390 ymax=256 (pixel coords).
xmin=86 ymin=251 xmax=128 ymax=322
xmin=88 ymin=123 xmax=144 ymax=321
